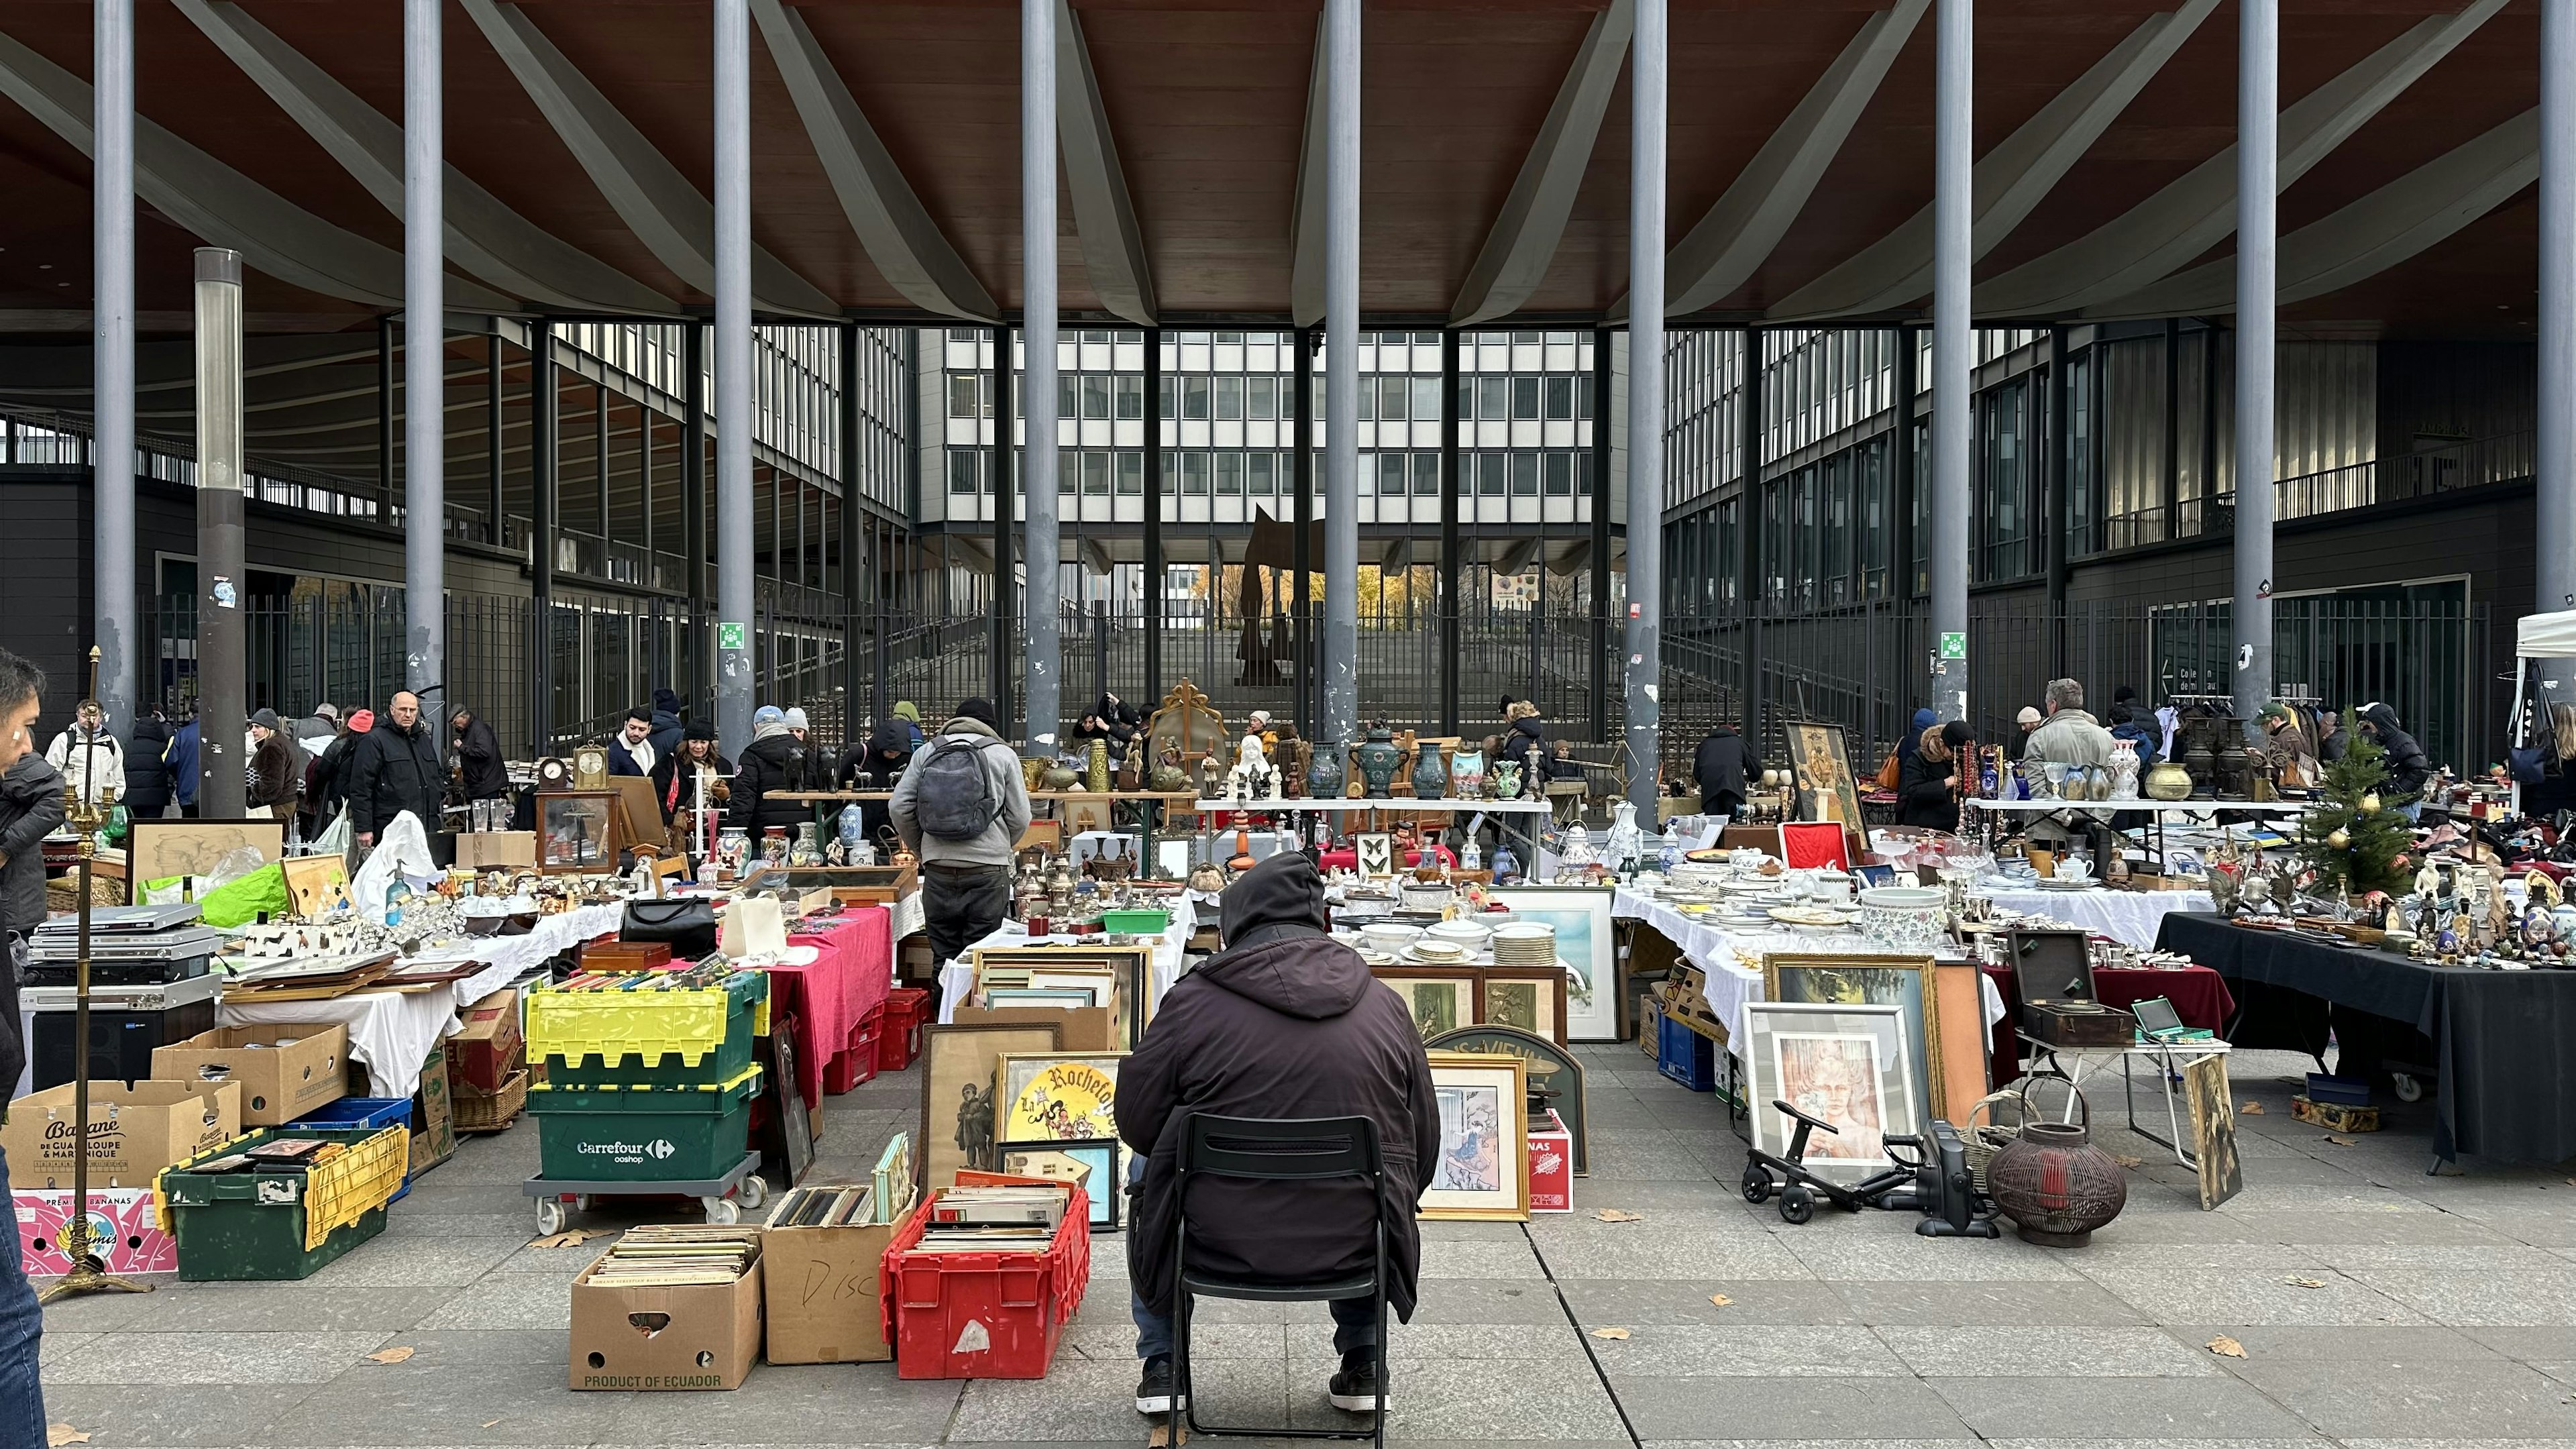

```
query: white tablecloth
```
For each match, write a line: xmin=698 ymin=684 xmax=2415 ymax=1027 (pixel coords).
xmin=1973 ymin=888 xmax=2214 ymax=949
xmin=936 ymin=914 xmax=1195 ymax=1025
xmin=219 ymin=902 xmax=627 ymax=1099
xmin=888 ymin=890 xmax=925 ymax=943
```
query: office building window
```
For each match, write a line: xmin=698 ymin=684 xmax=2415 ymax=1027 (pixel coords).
xmin=1083 ymin=450 xmax=1110 ymax=495
xmin=1413 ymin=453 xmax=1440 ymax=496
xmin=1545 ymin=451 xmax=1573 ymax=496
xmin=1378 ymin=453 xmax=1406 ymax=496
xmin=1216 ymin=375 xmax=1243 ymax=421
xmin=1183 ymin=451 xmax=1210 ymax=494
xmin=1116 ymin=374 xmax=1144 ymax=420
xmin=1183 ymin=376 xmax=1210 ymax=421
xmin=1546 ymin=376 xmax=1573 ymax=421
xmin=947 ymin=451 xmax=979 ymax=494
xmin=1083 ymin=374 xmax=1110 ymax=420
xmin=1511 ymin=451 xmax=1539 ymax=494
xmin=1249 ymin=453 xmax=1275 ymax=494
xmin=1513 ymin=377 xmax=1541 ymax=422
xmin=1477 ymin=377 xmax=1507 ymax=421
xmin=949 ymin=374 xmax=981 ymax=419
xmin=1477 ymin=452 xmax=1505 ymax=496
xmin=1216 ymin=453 xmax=1242 ymax=494
xmin=1249 ymin=375 xmax=1277 ymax=421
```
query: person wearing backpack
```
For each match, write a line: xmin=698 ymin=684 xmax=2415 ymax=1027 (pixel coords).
xmin=891 ymin=696 xmax=1033 ymax=976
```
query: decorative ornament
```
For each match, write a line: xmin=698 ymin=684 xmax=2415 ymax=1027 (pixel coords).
xmin=2327 ymin=828 xmax=2351 ymax=850
xmin=2359 ymin=792 xmax=2382 ymax=816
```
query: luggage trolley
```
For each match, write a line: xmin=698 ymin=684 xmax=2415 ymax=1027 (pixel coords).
xmin=523 ymin=1152 xmax=768 ymax=1234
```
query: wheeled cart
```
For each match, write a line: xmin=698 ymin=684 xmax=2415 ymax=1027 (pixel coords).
xmin=521 ymin=1152 xmax=769 ymax=1234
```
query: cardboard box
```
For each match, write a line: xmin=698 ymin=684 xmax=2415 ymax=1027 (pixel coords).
xmin=446 ymin=987 xmax=524 ymax=1093
xmin=410 ymin=1048 xmax=455 ymax=1177
xmin=456 ymin=830 xmax=537 ymax=869
xmin=1527 ymin=1109 xmax=1574 ymax=1214
xmin=14 ymin=1187 xmax=179 ymax=1275
xmin=152 ymin=1024 xmax=346 ymax=1127
xmin=570 ymin=1248 xmax=764 ymax=1391
xmin=761 ymin=1184 xmax=915 ymax=1364
xmin=948 ymin=1004 xmax=1114 ymax=1054
xmin=1 ymin=1079 xmax=242 ymax=1189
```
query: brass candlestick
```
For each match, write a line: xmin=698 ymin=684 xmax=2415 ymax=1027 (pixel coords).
xmin=39 ymin=647 xmax=152 ymax=1303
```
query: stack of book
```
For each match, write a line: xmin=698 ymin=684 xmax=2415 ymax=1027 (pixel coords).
xmin=912 ymin=1185 xmax=1070 ymax=1254
xmin=768 ymin=1184 xmax=874 ymax=1228
xmin=583 ymin=1224 xmax=761 ymax=1287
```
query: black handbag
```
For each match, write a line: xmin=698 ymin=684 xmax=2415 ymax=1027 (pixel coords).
xmin=621 ymin=898 xmax=719 ymax=959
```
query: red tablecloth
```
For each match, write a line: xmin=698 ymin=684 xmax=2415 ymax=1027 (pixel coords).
xmin=765 ymin=906 xmax=894 ymax=1109
xmin=1981 ymin=963 xmax=2237 ymax=1087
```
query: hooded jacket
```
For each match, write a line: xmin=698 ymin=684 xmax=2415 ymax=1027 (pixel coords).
xmin=2361 ymin=704 xmax=2434 ymax=796
xmin=889 ymin=714 xmax=1032 ymax=869
xmin=1897 ymin=725 xmax=1972 ymax=832
xmin=1118 ymin=852 xmax=1439 ymax=1322
xmin=1692 ymin=725 xmax=1756 ymax=807
xmin=0 ymin=751 xmax=66 ymax=936
xmin=648 ymin=689 xmax=686 ymax=762
xmin=46 ymin=722 xmax=123 ymax=808
xmin=345 ymin=714 xmax=444 ymax=838
xmin=168 ymin=718 xmax=202 ymax=806
xmin=249 ymin=728 xmax=303 ymax=808
xmin=728 ymin=721 xmax=815 ymax=836
xmin=123 ymin=716 xmax=174 ymax=815
xmin=452 ymin=711 xmax=511 ymax=800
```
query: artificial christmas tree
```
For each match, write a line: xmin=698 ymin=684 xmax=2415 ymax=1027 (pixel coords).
xmin=2294 ymin=716 xmax=2414 ymax=898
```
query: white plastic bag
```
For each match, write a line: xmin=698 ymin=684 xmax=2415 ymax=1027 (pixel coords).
xmin=308 ymin=805 xmax=352 ymax=862
xmin=348 ymin=810 xmax=439 ymax=922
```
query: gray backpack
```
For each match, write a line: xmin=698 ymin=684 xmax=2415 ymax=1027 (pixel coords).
xmin=914 ymin=737 xmax=1001 ymax=841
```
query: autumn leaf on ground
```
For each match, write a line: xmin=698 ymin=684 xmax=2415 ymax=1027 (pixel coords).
xmin=1591 ymin=1326 xmax=1632 ymax=1341
xmin=2206 ymin=1335 xmax=2248 ymax=1358
xmin=46 ymin=1427 xmax=89 ymax=1446
xmin=1595 ymin=1209 xmax=1644 ymax=1224
xmin=2112 ymin=1154 xmax=2144 ymax=1169
xmin=1708 ymin=1294 xmax=1735 ymax=1307
xmin=2324 ymin=1134 xmax=2357 ymax=1146
xmin=2239 ymin=1102 xmax=2267 ymax=1116
xmin=529 ymin=1230 xmax=592 ymax=1249
xmin=480 ymin=1421 xmax=501 ymax=1430
xmin=1148 ymin=1423 xmax=1189 ymax=1447
xmin=364 ymin=1346 xmax=415 ymax=1364
xmin=2284 ymin=1277 xmax=2326 ymax=1289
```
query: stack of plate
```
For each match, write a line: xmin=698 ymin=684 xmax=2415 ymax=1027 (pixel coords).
xmin=1408 ymin=939 xmax=1470 ymax=964
xmin=1426 ymin=919 xmax=1492 ymax=951
xmin=1491 ymin=922 xmax=1557 ymax=967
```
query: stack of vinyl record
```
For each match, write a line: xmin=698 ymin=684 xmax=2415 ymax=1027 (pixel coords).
xmin=1491 ymin=922 xmax=1558 ymax=968
xmin=582 ymin=1225 xmax=761 ymax=1287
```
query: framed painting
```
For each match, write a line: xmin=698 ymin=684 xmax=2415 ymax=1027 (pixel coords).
xmin=1929 ymin=960 xmax=1995 ymax=1122
xmin=1352 ymin=832 xmax=1395 ymax=878
xmin=125 ymin=816 xmax=285 ymax=902
xmin=1487 ymin=885 xmax=1617 ymax=1041
xmin=1744 ymin=1002 xmax=1920 ymax=1189
xmin=1424 ymin=1025 xmax=1589 ymax=1177
xmin=1782 ymin=720 xmax=1864 ymax=830
xmin=996 ymin=1053 xmax=1127 ymax=1143
xmin=1371 ymin=967 xmax=1479 ymax=1040
xmin=1420 ymin=1051 xmax=1529 ymax=1221
xmin=918 ymin=1022 xmax=1061 ymax=1189
xmin=973 ymin=945 xmax=1155 ymax=1046
xmin=2182 ymin=1054 xmax=2243 ymax=1210
xmin=535 ymin=790 xmax=621 ymax=873
xmin=1475 ymin=965 xmax=1568 ymax=1046
xmin=998 ymin=1139 xmax=1121 ymax=1230
xmin=1762 ymin=954 xmax=1940 ymax=1122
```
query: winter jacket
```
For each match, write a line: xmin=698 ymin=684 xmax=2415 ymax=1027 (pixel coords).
xmin=607 ymin=735 xmax=655 ymax=777
xmin=2361 ymin=704 xmax=2434 ymax=796
xmin=453 ymin=714 xmax=511 ymax=801
xmin=890 ymin=716 xmax=1033 ymax=869
xmin=1069 ymin=694 xmax=1140 ymax=749
xmin=0 ymin=751 xmax=66 ymax=936
xmin=345 ymin=716 xmax=445 ymax=839
xmin=2106 ymin=706 xmax=2161 ymax=767
xmin=248 ymin=733 xmax=303 ymax=808
xmin=727 ymin=723 xmax=816 ymax=837
xmin=651 ymin=747 xmax=735 ymax=825
xmin=2024 ymin=707 xmax=2115 ymax=771
xmin=309 ymin=729 xmax=363 ymax=824
xmin=1118 ymin=852 xmax=1439 ymax=1323
xmin=1693 ymin=727 xmax=1755 ymax=810
xmin=648 ymin=690 xmax=686 ymax=763
xmin=168 ymin=719 xmax=202 ymax=806
xmin=123 ymin=717 xmax=174 ymax=816
xmin=46 ymin=724 xmax=124 ymax=808
xmin=1896 ymin=746 xmax=1962 ymax=832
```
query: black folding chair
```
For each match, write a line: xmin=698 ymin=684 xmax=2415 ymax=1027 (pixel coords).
xmin=1171 ymin=1113 xmax=1389 ymax=1449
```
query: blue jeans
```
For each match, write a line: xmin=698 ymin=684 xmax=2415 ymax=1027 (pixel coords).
xmin=0 ymin=1142 xmax=46 ymax=1446
xmin=1128 ymin=1155 xmax=1382 ymax=1363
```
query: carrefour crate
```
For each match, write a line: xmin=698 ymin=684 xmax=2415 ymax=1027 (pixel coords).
xmin=286 ymin=1097 xmax=415 ymax=1203
xmin=527 ymin=1064 xmax=763 ymax=1181
xmin=527 ymin=971 xmax=768 ymax=1089
xmin=156 ymin=1124 xmax=409 ymax=1281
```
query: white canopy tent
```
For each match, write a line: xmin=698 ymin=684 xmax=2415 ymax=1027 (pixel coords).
xmin=2508 ymin=610 xmax=2576 ymax=810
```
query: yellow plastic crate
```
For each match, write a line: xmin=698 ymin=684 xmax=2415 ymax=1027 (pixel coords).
xmin=156 ymin=1123 xmax=410 ymax=1252
xmin=523 ymin=971 xmax=770 ymax=1072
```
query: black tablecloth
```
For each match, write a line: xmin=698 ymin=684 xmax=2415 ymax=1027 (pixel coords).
xmin=2158 ymin=914 xmax=2576 ymax=1166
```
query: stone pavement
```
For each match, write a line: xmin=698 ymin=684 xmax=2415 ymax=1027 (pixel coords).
xmin=33 ymin=1041 xmax=2576 ymax=1448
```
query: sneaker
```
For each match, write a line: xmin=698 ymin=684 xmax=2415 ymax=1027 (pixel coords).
xmin=1135 ymin=1354 xmax=1184 ymax=1415
xmin=1327 ymin=1356 xmax=1382 ymax=1413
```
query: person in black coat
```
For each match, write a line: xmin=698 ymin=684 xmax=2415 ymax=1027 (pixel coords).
xmin=0 ymin=751 xmax=66 ymax=936
xmin=651 ymin=720 xmax=735 ymax=826
xmin=450 ymin=707 xmax=511 ymax=802
xmin=728 ymin=706 xmax=814 ymax=838
xmin=122 ymin=709 xmax=173 ymax=818
xmin=1897 ymin=722 xmax=1976 ymax=832
xmin=1693 ymin=723 xmax=1757 ymax=818
xmin=345 ymin=691 xmax=444 ymax=848
xmin=1118 ymin=852 xmax=1438 ymax=1416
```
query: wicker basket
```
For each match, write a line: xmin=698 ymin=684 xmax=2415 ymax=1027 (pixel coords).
xmin=1960 ymin=1088 xmax=2029 ymax=1194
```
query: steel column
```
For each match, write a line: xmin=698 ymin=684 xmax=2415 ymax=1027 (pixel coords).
xmin=93 ymin=0 xmax=136 ymax=737
xmin=2547 ymin=0 xmax=2576 ymax=611
xmin=1023 ymin=0 xmax=1063 ymax=751
xmin=639 ymin=399 xmax=653 ymax=560
xmin=2045 ymin=325 xmax=2070 ymax=676
xmin=1927 ymin=0 xmax=1972 ymax=725
xmin=714 ymin=0 xmax=755 ymax=757
xmin=405 ymin=0 xmax=445 ymax=717
xmin=1293 ymin=329 xmax=1315 ymax=734
xmin=683 ymin=324 xmax=708 ymax=714
xmin=1322 ymin=0 xmax=1361 ymax=745
xmin=2163 ymin=316 xmax=2181 ymax=533
xmin=2233 ymin=0 xmax=2277 ymax=739
xmin=1739 ymin=329 xmax=1764 ymax=744
xmin=839 ymin=323 xmax=863 ymax=732
xmin=194 ymin=250 xmax=246 ymax=818
xmin=1589 ymin=325 xmax=1612 ymax=744
xmin=1892 ymin=326 xmax=1917 ymax=602
xmin=1142 ymin=326 xmax=1164 ymax=704
xmin=596 ymin=387 xmax=610 ymax=545
xmin=991 ymin=325 xmax=1016 ymax=730
xmin=1440 ymin=329 xmax=1462 ymax=737
xmin=1622 ymin=0 xmax=1666 ymax=805
xmin=486 ymin=336 xmax=504 ymax=532
xmin=530 ymin=324 xmax=557 ymax=753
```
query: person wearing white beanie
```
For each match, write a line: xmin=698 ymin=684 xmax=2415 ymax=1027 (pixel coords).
xmin=784 ymin=707 xmax=810 ymax=741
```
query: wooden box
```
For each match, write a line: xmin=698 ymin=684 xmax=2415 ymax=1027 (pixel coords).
xmin=2290 ymin=1095 xmax=2381 ymax=1133
xmin=2023 ymin=1001 xmax=2135 ymax=1048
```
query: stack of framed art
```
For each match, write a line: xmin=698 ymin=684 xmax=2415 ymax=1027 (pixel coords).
xmin=1487 ymin=885 xmax=1618 ymax=1040
xmin=916 ymin=1022 xmax=1127 ymax=1231
xmin=1371 ymin=964 xmax=1570 ymax=1045
xmin=1758 ymin=953 xmax=1991 ymax=1129
xmin=967 ymin=943 xmax=1156 ymax=1051
xmin=1420 ymin=1051 xmax=1531 ymax=1221
xmin=1424 ymin=1025 xmax=1589 ymax=1177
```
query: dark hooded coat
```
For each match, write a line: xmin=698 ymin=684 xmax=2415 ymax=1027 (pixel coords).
xmin=2360 ymin=703 xmax=2434 ymax=796
xmin=452 ymin=710 xmax=511 ymax=801
xmin=1118 ymin=853 xmax=1440 ymax=1322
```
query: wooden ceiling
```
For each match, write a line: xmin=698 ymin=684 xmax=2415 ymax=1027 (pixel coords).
xmin=0 ymin=0 xmax=2542 ymax=339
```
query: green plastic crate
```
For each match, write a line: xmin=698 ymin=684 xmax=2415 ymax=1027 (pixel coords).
xmin=1100 ymin=908 xmax=1171 ymax=934
xmin=159 ymin=1125 xmax=407 ymax=1281
xmin=527 ymin=1064 xmax=763 ymax=1181
xmin=529 ymin=971 xmax=767 ymax=1089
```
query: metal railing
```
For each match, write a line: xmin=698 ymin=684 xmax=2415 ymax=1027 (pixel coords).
xmin=2090 ymin=430 xmax=2532 ymax=555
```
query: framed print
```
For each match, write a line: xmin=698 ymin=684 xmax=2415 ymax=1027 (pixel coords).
xmin=999 ymin=1139 xmax=1121 ymax=1230
xmin=125 ymin=816 xmax=285 ymax=902
xmin=1762 ymin=954 xmax=1940 ymax=1122
xmin=1782 ymin=720 xmax=1865 ymax=829
xmin=1420 ymin=1051 xmax=1529 ymax=1220
xmin=1744 ymin=1002 xmax=1919 ymax=1188
xmin=983 ymin=987 xmax=1104 ymax=1011
xmin=2182 ymin=1055 xmax=2243 ymax=1210
xmin=757 ymin=1020 xmax=816 ymax=1186
xmin=1353 ymin=832 xmax=1395 ymax=878
xmin=997 ymin=1053 xmax=1127 ymax=1142
xmin=1929 ymin=960 xmax=1996 ymax=1122
xmin=1371 ymin=967 xmax=1479 ymax=1040
xmin=918 ymin=1022 xmax=1062 ymax=1188
xmin=1475 ymin=965 xmax=1568 ymax=1046
xmin=536 ymin=790 xmax=620 ymax=873
xmin=1425 ymin=1025 xmax=1589 ymax=1177
xmin=973 ymin=945 xmax=1155 ymax=1046
xmin=1488 ymin=885 xmax=1617 ymax=1040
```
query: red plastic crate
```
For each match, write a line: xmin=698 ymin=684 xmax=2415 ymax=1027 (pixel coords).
xmin=824 ymin=1006 xmax=885 ymax=1093
xmin=881 ymin=987 xmax=930 ymax=1073
xmin=879 ymin=1184 xmax=1091 ymax=1379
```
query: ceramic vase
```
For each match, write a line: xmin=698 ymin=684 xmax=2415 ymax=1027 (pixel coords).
xmin=1307 ymin=741 xmax=1346 ymax=799
xmin=2107 ymin=739 xmax=2141 ymax=801
xmin=1356 ymin=725 xmax=1403 ymax=798
xmin=1411 ymin=740 xmax=1448 ymax=799
xmin=1450 ymin=747 xmax=1486 ymax=799
xmin=1604 ymin=798 xmax=1644 ymax=869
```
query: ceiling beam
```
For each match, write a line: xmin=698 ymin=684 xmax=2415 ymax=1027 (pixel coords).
xmin=1978 ymin=0 xmax=2506 ymax=317
xmin=1645 ymin=0 xmax=1927 ymax=320
xmin=1769 ymin=0 xmax=2216 ymax=321
xmin=749 ymin=0 xmax=995 ymax=323
xmin=460 ymin=0 xmax=839 ymax=317
xmin=1450 ymin=0 xmax=1633 ymax=327
xmin=1289 ymin=14 xmax=1328 ymax=329
xmin=2091 ymin=108 xmax=2539 ymax=319
xmin=1057 ymin=0 xmax=1156 ymax=327
xmin=174 ymin=0 xmax=676 ymax=317
xmin=0 ymin=28 xmax=511 ymax=312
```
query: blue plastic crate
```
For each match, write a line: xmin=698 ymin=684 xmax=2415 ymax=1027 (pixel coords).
xmin=2304 ymin=1073 xmax=2372 ymax=1108
xmin=288 ymin=1097 xmax=415 ymax=1202
xmin=1656 ymin=1013 xmax=1717 ymax=1093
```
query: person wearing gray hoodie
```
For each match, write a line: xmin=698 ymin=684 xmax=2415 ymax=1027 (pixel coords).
xmin=891 ymin=697 xmax=1033 ymax=970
